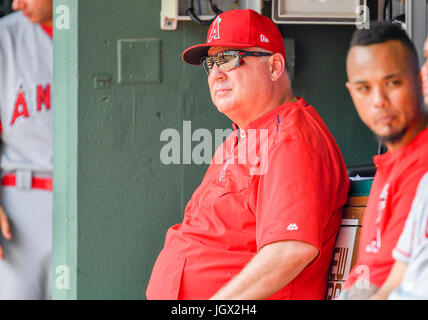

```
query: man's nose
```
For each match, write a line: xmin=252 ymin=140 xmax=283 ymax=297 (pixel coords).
xmin=372 ymin=86 xmax=389 ymax=109
xmin=209 ymin=63 xmax=227 ymax=80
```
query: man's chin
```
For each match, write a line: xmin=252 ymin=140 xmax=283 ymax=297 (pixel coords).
xmin=22 ymin=14 xmax=38 ymax=23
xmin=375 ymin=127 xmax=407 ymax=146
xmin=21 ymin=12 xmax=49 ymax=24
xmin=214 ymin=102 xmax=235 ymax=115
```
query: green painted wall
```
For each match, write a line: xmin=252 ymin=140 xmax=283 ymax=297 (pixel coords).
xmin=53 ymin=0 xmax=377 ymax=299
xmin=277 ymin=22 xmax=378 ymax=167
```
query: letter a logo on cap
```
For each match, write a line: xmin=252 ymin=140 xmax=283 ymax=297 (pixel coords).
xmin=208 ymin=17 xmax=221 ymax=42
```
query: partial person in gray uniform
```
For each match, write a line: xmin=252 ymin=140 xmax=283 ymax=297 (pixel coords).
xmin=0 ymin=0 xmax=53 ymax=299
xmin=370 ymin=172 xmax=428 ymax=299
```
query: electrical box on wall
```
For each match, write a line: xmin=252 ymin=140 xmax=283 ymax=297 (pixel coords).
xmin=161 ymin=0 xmax=263 ymax=30
xmin=272 ymin=0 xmax=368 ymax=25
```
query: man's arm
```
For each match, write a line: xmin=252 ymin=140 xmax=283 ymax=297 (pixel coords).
xmin=210 ymin=240 xmax=319 ymax=300
xmin=0 ymin=205 xmax=12 ymax=259
xmin=370 ymin=261 xmax=408 ymax=299
xmin=339 ymin=282 xmax=379 ymax=300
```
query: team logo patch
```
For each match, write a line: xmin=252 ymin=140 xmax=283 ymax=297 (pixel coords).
xmin=287 ymin=223 xmax=298 ymax=231
xmin=366 ymin=183 xmax=389 ymax=253
xmin=260 ymin=34 xmax=269 ymax=43
xmin=208 ymin=17 xmax=221 ymax=42
xmin=377 ymin=183 xmax=389 ymax=219
xmin=11 ymin=87 xmax=30 ymax=125
xmin=9 ymin=83 xmax=51 ymax=126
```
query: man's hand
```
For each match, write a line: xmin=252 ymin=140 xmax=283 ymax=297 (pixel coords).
xmin=338 ymin=282 xmax=379 ymax=300
xmin=210 ymin=240 xmax=319 ymax=300
xmin=0 ymin=205 xmax=12 ymax=259
xmin=370 ymin=261 xmax=408 ymax=300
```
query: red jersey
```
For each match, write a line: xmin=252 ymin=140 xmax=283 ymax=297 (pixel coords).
xmin=146 ymin=97 xmax=349 ymax=299
xmin=345 ymin=128 xmax=428 ymax=290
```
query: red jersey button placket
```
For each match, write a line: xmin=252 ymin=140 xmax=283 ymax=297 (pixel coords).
xmin=219 ymin=127 xmax=240 ymax=182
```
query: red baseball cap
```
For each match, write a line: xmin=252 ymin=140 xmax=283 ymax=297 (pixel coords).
xmin=182 ymin=9 xmax=286 ymax=65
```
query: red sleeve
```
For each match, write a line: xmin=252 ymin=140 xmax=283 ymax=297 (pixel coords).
xmin=251 ymin=140 xmax=336 ymax=252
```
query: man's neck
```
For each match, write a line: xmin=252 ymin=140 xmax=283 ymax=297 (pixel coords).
xmin=40 ymin=20 xmax=53 ymax=39
xmin=385 ymin=116 xmax=428 ymax=152
xmin=41 ymin=21 xmax=53 ymax=28
xmin=233 ymin=92 xmax=295 ymax=129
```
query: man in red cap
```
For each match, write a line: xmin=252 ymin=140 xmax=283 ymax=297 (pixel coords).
xmin=146 ymin=9 xmax=349 ymax=300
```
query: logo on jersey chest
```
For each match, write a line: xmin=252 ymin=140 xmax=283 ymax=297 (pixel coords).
xmin=9 ymin=83 xmax=51 ymax=126
xmin=365 ymin=183 xmax=390 ymax=253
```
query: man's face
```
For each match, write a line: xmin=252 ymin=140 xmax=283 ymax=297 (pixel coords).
xmin=12 ymin=0 xmax=53 ymax=24
xmin=346 ymin=40 xmax=423 ymax=149
xmin=420 ymin=37 xmax=428 ymax=111
xmin=206 ymin=47 xmax=273 ymax=118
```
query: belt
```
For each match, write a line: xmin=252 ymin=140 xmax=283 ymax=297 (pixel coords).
xmin=1 ymin=173 xmax=53 ymax=191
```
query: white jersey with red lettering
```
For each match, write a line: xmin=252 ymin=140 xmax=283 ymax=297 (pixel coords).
xmin=0 ymin=11 xmax=53 ymax=300
xmin=0 ymin=11 xmax=52 ymax=174
xmin=390 ymin=172 xmax=428 ymax=299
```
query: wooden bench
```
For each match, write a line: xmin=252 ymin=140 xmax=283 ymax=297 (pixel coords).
xmin=325 ymin=179 xmax=373 ymax=300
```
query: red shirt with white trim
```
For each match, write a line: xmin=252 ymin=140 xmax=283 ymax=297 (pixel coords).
xmin=344 ymin=128 xmax=428 ymax=290
xmin=146 ymin=97 xmax=349 ymax=300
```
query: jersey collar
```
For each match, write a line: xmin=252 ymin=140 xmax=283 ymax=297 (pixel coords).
xmin=40 ymin=23 xmax=53 ymax=39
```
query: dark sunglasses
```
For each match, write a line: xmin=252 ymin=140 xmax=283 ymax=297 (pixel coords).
xmin=201 ymin=50 xmax=274 ymax=76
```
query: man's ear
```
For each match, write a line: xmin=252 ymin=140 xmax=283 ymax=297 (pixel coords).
xmin=418 ymin=70 xmax=423 ymax=89
xmin=269 ymin=53 xmax=285 ymax=82
xmin=345 ymin=81 xmax=352 ymax=94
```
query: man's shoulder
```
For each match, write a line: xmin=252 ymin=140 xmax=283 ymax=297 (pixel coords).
xmin=387 ymin=129 xmax=428 ymax=177
xmin=383 ymin=157 xmax=428 ymax=209
xmin=0 ymin=11 xmax=34 ymax=45
xmin=405 ymin=128 xmax=428 ymax=158
xmin=278 ymin=100 xmax=327 ymax=135
xmin=415 ymin=171 xmax=428 ymax=201
xmin=419 ymin=171 xmax=428 ymax=186
xmin=0 ymin=11 xmax=29 ymax=30
xmin=276 ymin=101 xmax=339 ymax=157
xmin=0 ymin=12 xmax=32 ymax=63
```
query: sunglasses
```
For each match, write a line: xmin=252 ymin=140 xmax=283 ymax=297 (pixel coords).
xmin=201 ymin=50 xmax=274 ymax=76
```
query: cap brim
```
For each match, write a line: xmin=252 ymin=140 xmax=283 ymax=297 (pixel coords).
xmin=182 ymin=42 xmax=256 ymax=65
